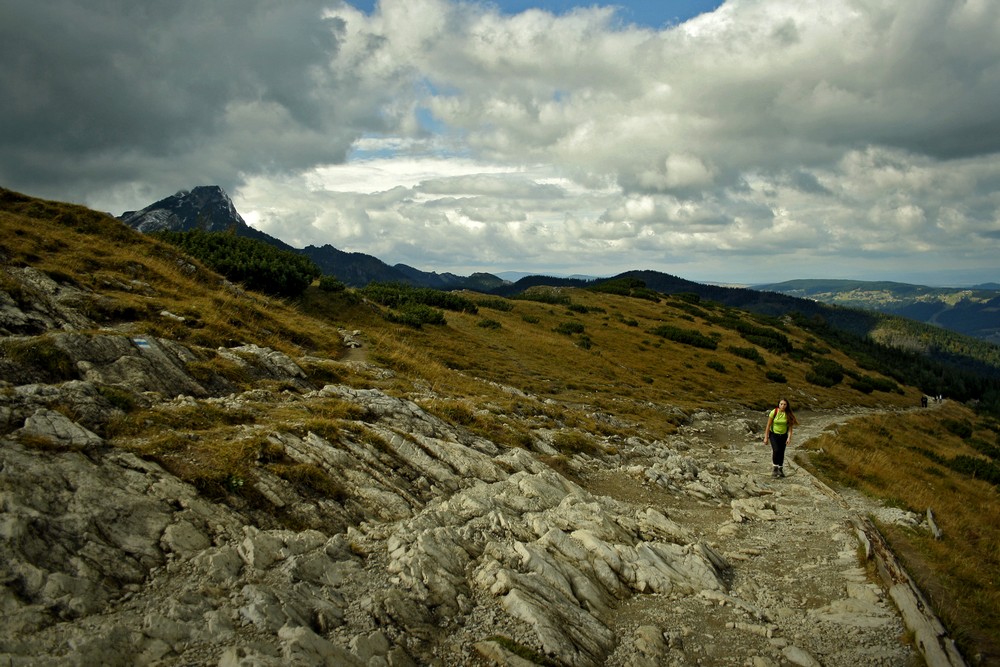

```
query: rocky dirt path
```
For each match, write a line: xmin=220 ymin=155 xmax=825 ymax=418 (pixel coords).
xmin=581 ymin=408 xmax=925 ymax=667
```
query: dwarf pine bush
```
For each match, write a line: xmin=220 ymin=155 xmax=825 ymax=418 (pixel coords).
xmin=728 ymin=345 xmax=766 ymax=365
xmin=807 ymin=359 xmax=845 ymax=387
xmin=154 ymin=230 xmax=320 ymax=298
xmin=648 ymin=324 xmax=717 ymax=350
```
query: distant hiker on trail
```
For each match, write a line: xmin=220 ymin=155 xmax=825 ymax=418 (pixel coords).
xmin=764 ymin=398 xmax=799 ymax=478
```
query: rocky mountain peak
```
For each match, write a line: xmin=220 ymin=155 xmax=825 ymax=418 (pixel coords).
xmin=118 ymin=185 xmax=247 ymax=234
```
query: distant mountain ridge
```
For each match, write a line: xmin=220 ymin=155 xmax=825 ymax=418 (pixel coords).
xmin=756 ymin=279 xmax=1000 ymax=343
xmin=118 ymin=186 xmax=1000 ymax=357
xmin=118 ymin=186 xmax=509 ymax=291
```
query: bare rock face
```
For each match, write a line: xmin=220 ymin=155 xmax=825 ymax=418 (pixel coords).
xmin=0 ymin=438 xmax=241 ymax=638
xmin=3 ymin=376 xmax=924 ymax=667
xmin=0 ymin=267 xmax=96 ymax=335
xmin=377 ymin=468 xmax=727 ymax=667
xmin=118 ymin=186 xmax=249 ymax=235
xmin=0 ymin=380 xmax=729 ymax=666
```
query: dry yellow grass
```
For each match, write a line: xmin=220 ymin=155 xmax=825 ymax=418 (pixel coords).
xmin=1 ymin=189 xmax=345 ymax=357
xmin=369 ymin=287 xmax=920 ymax=413
xmin=800 ymin=406 xmax=1000 ymax=663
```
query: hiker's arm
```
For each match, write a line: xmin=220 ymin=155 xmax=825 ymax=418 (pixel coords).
xmin=763 ymin=416 xmax=773 ymax=443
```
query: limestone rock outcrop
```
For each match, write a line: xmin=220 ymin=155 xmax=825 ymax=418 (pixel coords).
xmin=0 ymin=374 xmax=730 ymax=665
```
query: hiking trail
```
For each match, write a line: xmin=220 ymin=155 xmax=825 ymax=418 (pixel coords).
xmin=579 ymin=405 xmax=950 ymax=667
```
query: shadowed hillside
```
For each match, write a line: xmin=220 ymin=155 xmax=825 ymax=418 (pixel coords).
xmin=756 ymin=278 xmax=1000 ymax=343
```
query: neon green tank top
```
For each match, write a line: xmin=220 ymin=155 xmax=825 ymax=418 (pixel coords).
xmin=769 ymin=409 xmax=788 ymax=434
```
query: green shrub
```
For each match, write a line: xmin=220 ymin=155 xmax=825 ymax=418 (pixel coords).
xmin=765 ymin=370 xmax=787 ymax=383
xmin=588 ymin=278 xmax=661 ymax=302
xmin=711 ymin=316 xmax=792 ymax=354
xmin=675 ymin=292 xmax=701 ymax=303
xmin=362 ymin=282 xmax=478 ymax=314
xmin=806 ymin=359 xmax=845 ymax=387
xmin=672 ymin=302 xmax=709 ymax=320
xmin=631 ymin=288 xmax=662 ymax=302
xmin=590 ymin=277 xmax=642 ymax=296
xmin=514 ymin=289 xmax=571 ymax=305
xmin=728 ymin=345 xmax=766 ymax=365
xmin=968 ymin=438 xmax=1000 ymax=461
xmin=318 ymin=275 xmax=346 ymax=292
xmin=554 ymin=321 xmax=585 ymax=335
xmin=943 ymin=419 xmax=974 ymax=439
xmin=387 ymin=303 xmax=446 ymax=328
xmin=947 ymin=455 xmax=1000 ymax=486
xmin=648 ymin=324 xmax=717 ymax=350
xmin=478 ymin=318 xmax=502 ymax=330
xmin=707 ymin=360 xmax=726 ymax=373
xmin=849 ymin=374 xmax=899 ymax=394
xmin=742 ymin=333 xmax=792 ymax=354
xmin=476 ymin=297 xmax=514 ymax=312
xmin=850 ymin=378 xmax=875 ymax=393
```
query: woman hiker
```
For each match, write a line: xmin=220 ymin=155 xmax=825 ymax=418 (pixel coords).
xmin=763 ymin=398 xmax=799 ymax=478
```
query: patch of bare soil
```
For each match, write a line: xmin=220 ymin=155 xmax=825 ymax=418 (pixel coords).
xmin=579 ymin=409 xmax=926 ymax=667
xmin=340 ymin=344 xmax=369 ymax=363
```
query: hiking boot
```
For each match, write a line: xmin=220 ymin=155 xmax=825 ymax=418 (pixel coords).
xmin=778 ymin=467 xmax=785 ymax=478
xmin=771 ymin=466 xmax=780 ymax=478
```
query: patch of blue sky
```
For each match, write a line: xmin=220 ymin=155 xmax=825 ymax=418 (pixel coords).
xmin=348 ymin=109 xmax=468 ymax=161
xmin=347 ymin=135 xmax=404 ymax=160
xmin=415 ymin=106 xmax=449 ymax=135
xmin=347 ymin=1 xmax=724 ymax=29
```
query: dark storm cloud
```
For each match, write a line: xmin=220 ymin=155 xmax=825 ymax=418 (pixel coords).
xmin=0 ymin=0 xmax=390 ymax=203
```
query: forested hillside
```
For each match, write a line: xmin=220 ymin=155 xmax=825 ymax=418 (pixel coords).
xmin=153 ymin=229 xmax=321 ymax=298
xmin=757 ymin=278 xmax=1000 ymax=343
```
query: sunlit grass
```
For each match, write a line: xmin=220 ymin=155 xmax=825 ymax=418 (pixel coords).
xmin=367 ymin=287 xmax=918 ymax=416
xmin=1 ymin=192 xmax=346 ymax=358
xmin=799 ymin=406 xmax=1000 ymax=662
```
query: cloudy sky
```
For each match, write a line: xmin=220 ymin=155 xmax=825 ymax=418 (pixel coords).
xmin=3 ymin=0 xmax=999 ymax=286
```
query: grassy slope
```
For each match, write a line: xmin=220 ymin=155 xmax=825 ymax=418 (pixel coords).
xmin=800 ymin=407 xmax=1000 ymax=663
xmin=2 ymin=187 xmax=997 ymax=662
xmin=374 ymin=288 xmax=919 ymax=413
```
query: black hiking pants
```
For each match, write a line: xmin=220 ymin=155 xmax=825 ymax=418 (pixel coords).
xmin=768 ymin=431 xmax=788 ymax=467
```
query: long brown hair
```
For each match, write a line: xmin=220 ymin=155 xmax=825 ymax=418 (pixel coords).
xmin=776 ymin=398 xmax=799 ymax=426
